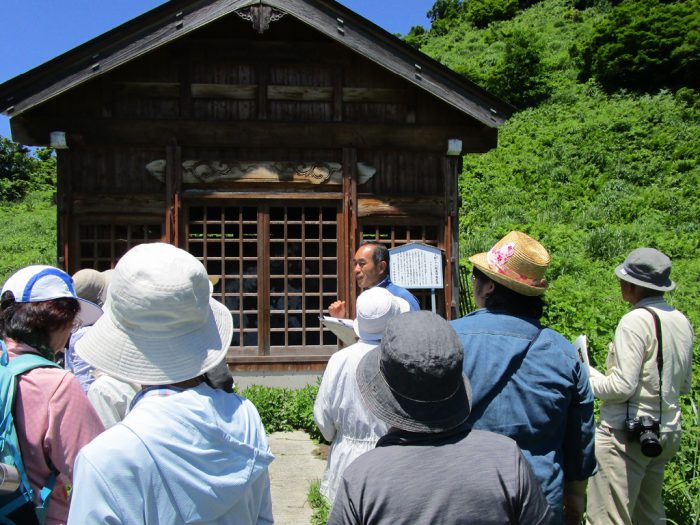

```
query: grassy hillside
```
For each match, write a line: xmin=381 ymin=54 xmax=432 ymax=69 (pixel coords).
xmin=0 ymin=188 xmax=56 ymax=281
xmin=409 ymin=0 xmax=699 ymax=521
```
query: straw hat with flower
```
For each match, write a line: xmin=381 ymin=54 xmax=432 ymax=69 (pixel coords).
xmin=469 ymin=231 xmax=550 ymax=296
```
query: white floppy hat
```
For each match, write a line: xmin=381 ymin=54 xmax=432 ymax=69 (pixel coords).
xmin=75 ymin=243 xmax=233 ymax=385
xmin=353 ymin=287 xmax=410 ymax=342
xmin=1 ymin=265 xmax=103 ymax=326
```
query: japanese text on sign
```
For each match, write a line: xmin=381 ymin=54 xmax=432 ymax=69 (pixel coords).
xmin=389 ymin=243 xmax=443 ymax=290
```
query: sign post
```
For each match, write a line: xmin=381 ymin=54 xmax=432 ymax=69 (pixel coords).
xmin=389 ymin=243 xmax=444 ymax=313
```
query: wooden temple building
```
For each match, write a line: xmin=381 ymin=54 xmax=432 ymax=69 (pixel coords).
xmin=0 ymin=0 xmax=511 ymax=373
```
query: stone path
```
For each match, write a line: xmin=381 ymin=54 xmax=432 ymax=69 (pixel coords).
xmin=268 ymin=430 xmax=327 ymax=525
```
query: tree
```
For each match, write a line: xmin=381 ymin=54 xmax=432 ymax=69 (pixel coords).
xmin=427 ymin=0 xmax=465 ymax=34
xmin=0 ymin=138 xmax=56 ymax=202
xmin=465 ymin=0 xmax=519 ymax=28
xmin=485 ymin=29 xmax=551 ymax=108
xmin=582 ymin=0 xmax=700 ymax=93
xmin=0 ymin=138 xmax=34 ymax=201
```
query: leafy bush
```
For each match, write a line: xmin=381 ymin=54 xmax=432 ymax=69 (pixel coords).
xmin=581 ymin=0 xmax=700 ymax=93
xmin=241 ymin=383 xmax=325 ymax=443
xmin=0 ymin=139 xmax=56 ymax=202
xmin=484 ymin=28 xmax=551 ymax=107
xmin=466 ymin=0 xmax=520 ymax=28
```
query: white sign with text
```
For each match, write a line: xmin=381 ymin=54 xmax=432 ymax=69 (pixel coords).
xmin=389 ymin=243 xmax=444 ymax=290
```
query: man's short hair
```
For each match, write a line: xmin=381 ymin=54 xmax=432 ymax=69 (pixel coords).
xmin=359 ymin=241 xmax=390 ymax=275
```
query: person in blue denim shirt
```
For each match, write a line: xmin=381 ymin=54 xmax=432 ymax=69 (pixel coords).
xmin=451 ymin=231 xmax=597 ymax=525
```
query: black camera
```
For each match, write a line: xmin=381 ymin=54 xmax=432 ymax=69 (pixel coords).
xmin=625 ymin=416 xmax=663 ymax=457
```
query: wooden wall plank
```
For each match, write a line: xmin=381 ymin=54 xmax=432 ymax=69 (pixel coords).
xmin=15 ymin=117 xmax=496 ymax=152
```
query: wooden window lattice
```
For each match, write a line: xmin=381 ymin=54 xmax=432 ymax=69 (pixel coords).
xmin=187 ymin=203 xmax=338 ymax=353
xmin=78 ymin=223 xmax=162 ymax=271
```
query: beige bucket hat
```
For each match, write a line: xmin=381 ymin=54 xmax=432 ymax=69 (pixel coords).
xmin=76 ymin=243 xmax=233 ymax=385
xmin=469 ymin=231 xmax=550 ymax=296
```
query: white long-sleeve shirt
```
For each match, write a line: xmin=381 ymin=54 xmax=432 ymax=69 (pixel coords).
xmin=589 ymin=296 xmax=693 ymax=432
xmin=314 ymin=340 xmax=389 ymax=502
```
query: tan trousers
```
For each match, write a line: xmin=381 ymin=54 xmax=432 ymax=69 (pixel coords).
xmin=586 ymin=425 xmax=681 ymax=525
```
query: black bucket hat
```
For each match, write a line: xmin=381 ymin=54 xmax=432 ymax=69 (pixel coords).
xmin=615 ymin=247 xmax=675 ymax=292
xmin=356 ymin=311 xmax=472 ymax=433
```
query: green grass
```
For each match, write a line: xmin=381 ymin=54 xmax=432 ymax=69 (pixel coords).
xmin=0 ymin=188 xmax=57 ymax=282
xmin=308 ymin=480 xmax=331 ymax=525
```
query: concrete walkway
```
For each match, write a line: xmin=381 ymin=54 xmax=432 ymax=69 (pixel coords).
xmin=268 ymin=431 xmax=327 ymax=525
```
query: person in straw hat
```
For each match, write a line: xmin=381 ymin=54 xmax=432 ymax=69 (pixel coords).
xmin=450 ymin=231 xmax=596 ymax=525
xmin=314 ymin=287 xmax=409 ymax=503
xmin=586 ymin=248 xmax=693 ymax=525
xmin=327 ymin=311 xmax=554 ymax=524
xmin=67 ymin=243 xmax=274 ymax=524
xmin=0 ymin=265 xmax=104 ymax=524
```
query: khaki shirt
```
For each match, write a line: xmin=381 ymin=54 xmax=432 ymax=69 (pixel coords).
xmin=590 ymin=296 xmax=694 ymax=432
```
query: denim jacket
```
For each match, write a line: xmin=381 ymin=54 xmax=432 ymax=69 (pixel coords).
xmin=451 ymin=309 xmax=596 ymax=522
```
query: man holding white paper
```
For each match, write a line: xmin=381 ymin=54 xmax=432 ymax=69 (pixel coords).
xmin=328 ymin=241 xmax=419 ymax=318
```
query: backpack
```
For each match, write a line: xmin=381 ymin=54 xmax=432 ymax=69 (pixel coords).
xmin=0 ymin=341 xmax=60 ymax=525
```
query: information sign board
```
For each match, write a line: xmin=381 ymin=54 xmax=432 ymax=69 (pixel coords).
xmin=389 ymin=243 xmax=443 ymax=290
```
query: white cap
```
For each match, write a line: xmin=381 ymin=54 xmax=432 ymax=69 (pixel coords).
xmin=2 ymin=265 xmax=103 ymax=326
xmin=353 ymin=287 xmax=410 ymax=342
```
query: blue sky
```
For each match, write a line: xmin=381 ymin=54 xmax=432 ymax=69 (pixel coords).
xmin=0 ymin=0 xmax=434 ymax=140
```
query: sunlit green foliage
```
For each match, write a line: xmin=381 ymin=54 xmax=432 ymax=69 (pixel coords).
xmin=414 ymin=0 xmax=698 ymax=521
xmin=581 ymin=0 xmax=700 ymax=93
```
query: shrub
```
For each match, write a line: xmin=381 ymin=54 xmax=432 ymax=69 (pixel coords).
xmin=241 ymin=382 xmax=325 ymax=443
xmin=484 ymin=28 xmax=551 ymax=107
xmin=582 ymin=0 xmax=700 ymax=93
xmin=466 ymin=0 xmax=520 ymax=28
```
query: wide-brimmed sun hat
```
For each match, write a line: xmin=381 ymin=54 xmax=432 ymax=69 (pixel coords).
xmin=469 ymin=231 xmax=550 ymax=296
xmin=615 ymin=247 xmax=675 ymax=292
xmin=76 ymin=243 xmax=233 ymax=386
xmin=1 ymin=265 xmax=103 ymax=326
xmin=73 ymin=268 xmax=114 ymax=308
xmin=353 ymin=287 xmax=409 ymax=342
xmin=356 ymin=311 xmax=472 ymax=433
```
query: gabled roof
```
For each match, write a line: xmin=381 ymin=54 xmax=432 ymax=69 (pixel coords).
xmin=0 ymin=0 xmax=512 ymax=128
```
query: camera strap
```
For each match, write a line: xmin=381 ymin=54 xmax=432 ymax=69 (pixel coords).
xmin=626 ymin=307 xmax=664 ymax=422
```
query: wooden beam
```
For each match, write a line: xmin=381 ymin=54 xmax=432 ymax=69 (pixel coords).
xmin=267 ymin=85 xmax=333 ymax=102
xmin=71 ymin=193 xmax=165 ymax=215
xmin=191 ymin=83 xmax=257 ymax=99
xmin=114 ymin=82 xmax=180 ymax=97
xmin=12 ymin=116 xmax=497 ymax=152
xmin=182 ymin=190 xmax=342 ymax=200
xmin=342 ymin=88 xmax=407 ymax=103
xmin=115 ymin=82 xmax=409 ymax=103
xmin=358 ymin=196 xmax=445 ymax=217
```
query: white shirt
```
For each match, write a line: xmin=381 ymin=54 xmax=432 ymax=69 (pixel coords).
xmin=87 ymin=372 xmax=140 ymax=429
xmin=313 ymin=340 xmax=389 ymax=502
xmin=589 ymin=296 xmax=694 ymax=432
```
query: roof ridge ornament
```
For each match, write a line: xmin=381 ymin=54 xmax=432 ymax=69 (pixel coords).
xmin=235 ymin=5 xmax=286 ymax=34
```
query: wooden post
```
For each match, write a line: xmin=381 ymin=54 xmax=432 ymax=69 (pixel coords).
xmin=342 ymin=148 xmax=358 ymax=318
xmin=442 ymin=155 xmax=461 ymax=319
xmin=56 ymin=150 xmax=72 ymax=271
xmin=165 ymin=140 xmax=182 ymax=246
